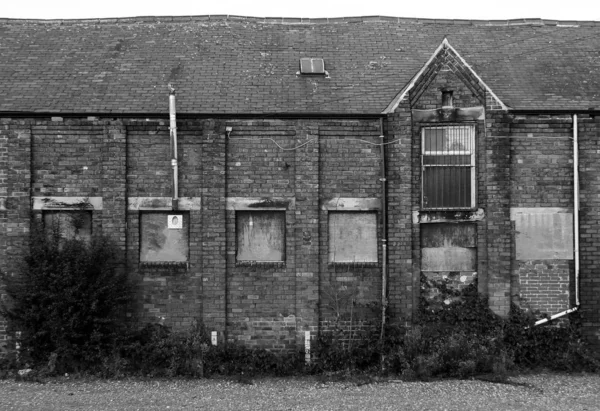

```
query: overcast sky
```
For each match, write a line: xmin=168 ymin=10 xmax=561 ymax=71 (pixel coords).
xmin=1 ymin=0 xmax=598 ymax=21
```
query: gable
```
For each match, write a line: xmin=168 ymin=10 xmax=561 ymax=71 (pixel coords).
xmin=384 ymin=39 xmax=508 ymax=113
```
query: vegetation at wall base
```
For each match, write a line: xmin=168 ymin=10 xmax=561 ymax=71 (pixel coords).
xmin=0 ymin=222 xmax=132 ymax=375
xmin=1 ymin=227 xmax=598 ymax=380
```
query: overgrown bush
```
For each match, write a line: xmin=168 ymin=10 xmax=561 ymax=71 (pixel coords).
xmin=109 ymin=321 xmax=302 ymax=378
xmin=401 ymin=274 xmax=600 ymax=379
xmin=0 ymin=222 xmax=131 ymax=373
xmin=310 ymin=325 xmax=381 ymax=373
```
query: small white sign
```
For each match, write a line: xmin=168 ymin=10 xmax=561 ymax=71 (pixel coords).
xmin=211 ymin=331 xmax=218 ymax=346
xmin=168 ymin=214 xmax=183 ymax=229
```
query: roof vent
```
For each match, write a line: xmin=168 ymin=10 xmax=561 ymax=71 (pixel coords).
xmin=300 ymin=58 xmax=325 ymax=74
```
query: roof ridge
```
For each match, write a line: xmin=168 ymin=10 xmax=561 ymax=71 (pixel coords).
xmin=0 ymin=15 xmax=598 ymax=26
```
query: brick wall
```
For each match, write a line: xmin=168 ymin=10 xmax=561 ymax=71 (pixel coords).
xmin=385 ymin=101 xmax=414 ymax=323
xmin=578 ymin=115 xmax=600 ymax=349
xmin=0 ymin=120 xmax=31 ymax=353
xmin=1 ymin=112 xmax=600 ymax=352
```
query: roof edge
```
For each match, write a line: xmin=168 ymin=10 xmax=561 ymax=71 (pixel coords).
xmin=0 ymin=15 xmax=598 ymax=26
xmin=0 ymin=111 xmax=385 ymax=120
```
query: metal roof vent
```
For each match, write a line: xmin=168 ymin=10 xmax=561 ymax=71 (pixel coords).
xmin=300 ymin=58 xmax=325 ymax=74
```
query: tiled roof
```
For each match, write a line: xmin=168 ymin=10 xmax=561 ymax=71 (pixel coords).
xmin=0 ymin=16 xmax=599 ymax=114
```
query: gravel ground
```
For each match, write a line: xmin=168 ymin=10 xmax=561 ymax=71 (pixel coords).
xmin=1 ymin=373 xmax=599 ymax=411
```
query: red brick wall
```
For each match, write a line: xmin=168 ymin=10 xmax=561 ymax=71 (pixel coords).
xmin=2 ymin=112 xmax=600 ymax=352
xmin=578 ymin=114 xmax=600 ymax=349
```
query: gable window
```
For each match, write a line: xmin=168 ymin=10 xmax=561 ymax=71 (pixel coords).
xmin=422 ymin=125 xmax=475 ymax=209
xmin=236 ymin=211 xmax=285 ymax=262
xmin=329 ymin=212 xmax=378 ymax=263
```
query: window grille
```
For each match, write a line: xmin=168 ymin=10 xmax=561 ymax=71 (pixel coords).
xmin=422 ymin=125 xmax=475 ymax=209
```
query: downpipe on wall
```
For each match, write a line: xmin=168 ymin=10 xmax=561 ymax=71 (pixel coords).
xmin=169 ymin=85 xmax=179 ymax=210
xmin=533 ymin=114 xmax=580 ymax=326
xmin=379 ymin=118 xmax=388 ymax=347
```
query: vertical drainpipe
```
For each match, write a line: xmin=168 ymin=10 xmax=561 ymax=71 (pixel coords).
xmin=379 ymin=118 xmax=388 ymax=344
xmin=169 ymin=86 xmax=179 ymax=210
xmin=573 ymin=114 xmax=580 ymax=307
xmin=533 ymin=114 xmax=580 ymax=326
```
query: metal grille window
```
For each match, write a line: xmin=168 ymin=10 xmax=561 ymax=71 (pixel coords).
xmin=422 ymin=125 xmax=475 ymax=209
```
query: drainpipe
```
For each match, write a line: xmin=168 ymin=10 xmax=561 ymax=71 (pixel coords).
xmin=169 ymin=85 xmax=179 ymax=210
xmin=534 ymin=114 xmax=580 ymax=326
xmin=379 ymin=118 xmax=388 ymax=343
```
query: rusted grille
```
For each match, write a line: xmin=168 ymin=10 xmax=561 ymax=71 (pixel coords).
xmin=422 ymin=126 xmax=475 ymax=209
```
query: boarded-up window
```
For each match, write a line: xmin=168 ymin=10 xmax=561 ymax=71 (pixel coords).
xmin=422 ymin=126 xmax=475 ymax=209
xmin=43 ymin=211 xmax=92 ymax=243
xmin=140 ymin=212 xmax=189 ymax=262
xmin=236 ymin=211 xmax=285 ymax=262
xmin=329 ymin=212 xmax=378 ymax=263
xmin=421 ymin=223 xmax=476 ymax=271
xmin=511 ymin=208 xmax=573 ymax=260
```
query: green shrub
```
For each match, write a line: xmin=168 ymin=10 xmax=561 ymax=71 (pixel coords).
xmin=0 ymin=222 xmax=132 ymax=373
xmin=311 ymin=325 xmax=381 ymax=373
xmin=113 ymin=321 xmax=302 ymax=378
xmin=408 ymin=274 xmax=600 ymax=379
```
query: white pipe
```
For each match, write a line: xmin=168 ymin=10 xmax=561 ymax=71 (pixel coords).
xmin=169 ymin=86 xmax=179 ymax=209
xmin=533 ymin=114 xmax=580 ymax=327
xmin=573 ymin=114 xmax=580 ymax=306
xmin=534 ymin=306 xmax=579 ymax=326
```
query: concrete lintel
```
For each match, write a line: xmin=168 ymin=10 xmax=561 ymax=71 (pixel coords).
xmin=322 ymin=197 xmax=380 ymax=211
xmin=412 ymin=106 xmax=485 ymax=122
xmin=414 ymin=208 xmax=485 ymax=224
xmin=32 ymin=196 xmax=103 ymax=210
xmin=510 ymin=207 xmax=572 ymax=219
xmin=226 ymin=197 xmax=295 ymax=210
xmin=128 ymin=197 xmax=202 ymax=210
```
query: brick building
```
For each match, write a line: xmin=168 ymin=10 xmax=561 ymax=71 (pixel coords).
xmin=1 ymin=15 xmax=600 ymax=351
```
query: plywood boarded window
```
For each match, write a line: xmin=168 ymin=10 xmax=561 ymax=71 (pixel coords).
xmin=43 ymin=211 xmax=92 ymax=243
xmin=329 ymin=212 xmax=378 ymax=263
xmin=421 ymin=223 xmax=476 ymax=271
xmin=236 ymin=211 xmax=285 ymax=262
xmin=422 ymin=126 xmax=475 ymax=209
xmin=140 ymin=212 xmax=189 ymax=263
xmin=511 ymin=208 xmax=573 ymax=260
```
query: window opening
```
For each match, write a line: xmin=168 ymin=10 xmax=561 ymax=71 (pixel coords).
xmin=328 ymin=212 xmax=378 ymax=263
xmin=236 ymin=211 xmax=285 ymax=262
xmin=422 ymin=125 xmax=475 ymax=209
xmin=43 ymin=211 xmax=92 ymax=243
xmin=140 ymin=212 xmax=189 ymax=263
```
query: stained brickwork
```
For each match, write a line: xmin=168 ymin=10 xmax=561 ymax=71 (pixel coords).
xmin=1 ymin=110 xmax=600 ymax=350
xmin=385 ymin=102 xmax=414 ymax=323
xmin=578 ymin=115 xmax=600 ymax=349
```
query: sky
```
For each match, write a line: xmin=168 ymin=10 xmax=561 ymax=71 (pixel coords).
xmin=1 ymin=0 xmax=598 ymax=21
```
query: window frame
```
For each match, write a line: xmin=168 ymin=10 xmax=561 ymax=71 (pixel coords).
xmin=421 ymin=125 xmax=476 ymax=210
